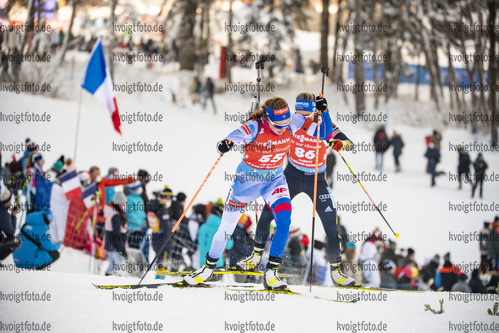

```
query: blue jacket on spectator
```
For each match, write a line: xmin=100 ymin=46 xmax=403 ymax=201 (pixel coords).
xmin=125 ymin=191 xmax=146 ymax=232
xmin=14 ymin=212 xmax=60 ymax=269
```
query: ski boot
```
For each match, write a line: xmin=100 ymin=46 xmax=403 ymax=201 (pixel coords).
xmin=263 ymin=257 xmax=288 ymax=290
xmin=330 ymin=261 xmax=358 ymax=287
xmin=183 ymin=255 xmax=218 ymax=285
xmin=234 ymin=244 xmax=264 ymax=271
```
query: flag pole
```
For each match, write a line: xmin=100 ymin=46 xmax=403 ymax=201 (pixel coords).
xmin=73 ymin=88 xmax=83 ymax=163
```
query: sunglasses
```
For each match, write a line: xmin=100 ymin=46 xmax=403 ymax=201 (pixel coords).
xmin=267 ymin=117 xmax=292 ymax=129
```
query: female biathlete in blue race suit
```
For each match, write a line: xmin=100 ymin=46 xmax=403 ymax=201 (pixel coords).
xmin=235 ymin=92 xmax=357 ymax=286
xmin=184 ymin=96 xmax=327 ymax=290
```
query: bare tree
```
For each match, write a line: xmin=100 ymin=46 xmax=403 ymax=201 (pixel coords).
xmin=19 ymin=0 xmax=36 ymax=56
xmin=108 ymin=0 xmax=118 ymax=79
xmin=488 ymin=0 xmax=498 ymax=146
xmin=54 ymin=0 xmax=78 ymax=67
xmin=178 ymin=0 xmax=197 ymax=71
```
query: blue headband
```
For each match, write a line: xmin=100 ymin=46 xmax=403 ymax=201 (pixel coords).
xmin=265 ymin=105 xmax=291 ymax=122
xmin=295 ymin=99 xmax=316 ymax=112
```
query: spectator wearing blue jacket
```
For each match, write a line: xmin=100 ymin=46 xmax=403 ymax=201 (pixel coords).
xmin=125 ymin=181 xmax=146 ymax=249
xmin=13 ymin=211 xmax=60 ymax=269
xmin=198 ymin=202 xmax=233 ymax=268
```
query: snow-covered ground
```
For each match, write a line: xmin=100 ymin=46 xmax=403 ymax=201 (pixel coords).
xmin=1 ymin=255 xmax=498 ymax=333
xmin=1 ymin=49 xmax=499 ymax=332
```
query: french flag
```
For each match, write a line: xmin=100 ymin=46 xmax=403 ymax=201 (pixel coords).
xmin=81 ymin=183 xmax=98 ymax=208
xmin=60 ymin=170 xmax=82 ymax=200
xmin=81 ymin=38 xmax=121 ymax=134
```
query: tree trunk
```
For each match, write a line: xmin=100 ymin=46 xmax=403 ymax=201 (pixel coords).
xmin=178 ymin=0 xmax=197 ymax=71
xmin=108 ymin=0 xmax=118 ymax=79
xmin=353 ymin=0 xmax=365 ymax=115
xmin=446 ymin=43 xmax=462 ymax=117
xmin=488 ymin=0 xmax=498 ymax=146
xmin=331 ymin=0 xmax=342 ymax=83
xmin=19 ymin=0 xmax=36 ymax=55
xmin=37 ymin=0 xmax=44 ymax=24
xmin=55 ymin=0 xmax=78 ymax=67
xmin=414 ymin=53 xmax=420 ymax=101
xmin=226 ymin=0 xmax=233 ymax=83
xmin=198 ymin=0 xmax=211 ymax=75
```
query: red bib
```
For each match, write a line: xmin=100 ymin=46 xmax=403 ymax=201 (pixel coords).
xmin=243 ymin=120 xmax=291 ymax=170
xmin=288 ymin=126 xmax=327 ymax=169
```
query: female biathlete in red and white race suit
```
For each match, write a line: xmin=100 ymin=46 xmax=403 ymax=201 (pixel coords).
xmin=184 ymin=96 xmax=328 ymax=290
xmin=235 ymin=92 xmax=357 ymax=286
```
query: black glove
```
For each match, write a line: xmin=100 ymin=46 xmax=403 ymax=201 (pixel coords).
xmin=121 ymin=251 xmax=128 ymax=260
xmin=315 ymin=96 xmax=328 ymax=112
xmin=217 ymin=139 xmax=234 ymax=154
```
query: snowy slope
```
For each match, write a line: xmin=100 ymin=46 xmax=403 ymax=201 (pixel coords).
xmin=1 ymin=264 xmax=498 ymax=333
xmin=1 ymin=50 xmax=499 ymax=333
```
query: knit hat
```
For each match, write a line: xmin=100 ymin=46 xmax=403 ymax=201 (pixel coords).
xmin=176 ymin=192 xmax=186 ymax=202
xmin=32 ymin=153 xmax=43 ymax=163
xmin=0 ymin=188 xmax=12 ymax=204
xmin=52 ymin=160 xmax=64 ymax=172
xmin=159 ymin=187 xmax=174 ymax=199
xmin=128 ymin=181 xmax=142 ymax=190
xmin=137 ymin=169 xmax=150 ymax=182
xmin=27 ymin=141 xmax=38 ymax=152
xmin=301 ymin=235 xmax=310 ymax=248
xmin=137 ymin=169 xmax=149 ymax=177
xmin=383 ymin=259 xmax=397 ymax=271
xmin=346 ymin=242 xmax=356 ymax=249
xmin=113 ymin=191 xmax=127 ymax=204
xmin=78 ymin=171 xmax=90 ymax=182
xmin=215 ymin=197 xmax=224 ymax=207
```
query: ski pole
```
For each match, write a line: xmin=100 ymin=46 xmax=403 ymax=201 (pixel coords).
xmin=254 ymin=58 xmax=265 ymax=224
xmin=138 ymin=142 xmax=230 ymax=285
xmin=309 ymin=66 xmax=328 ymax=291
xmin=336 ymin=151 xmax=399 ymax=239
xmin=309 ymin=106 xmax=322 ymax=292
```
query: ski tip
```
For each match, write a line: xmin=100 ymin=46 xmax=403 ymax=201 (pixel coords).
xmin=395 ymin=233 xmax=400 ymax=239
